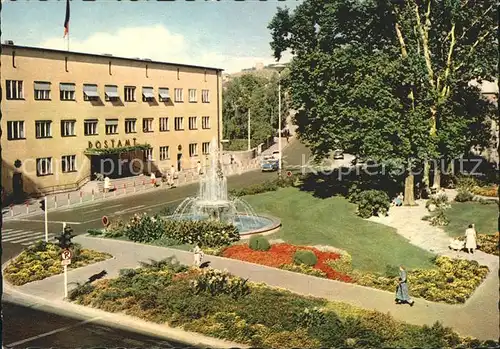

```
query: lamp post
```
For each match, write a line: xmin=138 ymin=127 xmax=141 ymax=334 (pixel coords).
xmin=269 ymin=63 xmax=287 ymax=173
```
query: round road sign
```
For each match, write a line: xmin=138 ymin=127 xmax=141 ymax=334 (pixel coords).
xmin=102 ymin=216 xmax=109 ymax=227
xmin=62 ymin=249 xmax=72 ymax=260
xmin=286 ymin=171 xmax=293 ymax=177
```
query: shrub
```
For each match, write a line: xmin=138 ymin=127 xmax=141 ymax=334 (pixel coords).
xmin=426 ymin=193 xmax=450 ymax=210
xmin=293 ymin=250 xmax=318 ymax=267
xmin=325 ymin=253 xmax=353 ymax=275
xmin=163 ymin=219 xmax=239 ymax=247
xmin=355 ymin=190 xmax=390 ymax=218
xmin=124 ymin=213 xmax=165 ymax=243
xmin=428 ymin=209 xmax=450 ymax=226
xmin=454 ymin=189 xmax=474 ymax=202
xmin=456 ymin=176 xmax=478 ymax=192
xmin=87 ymin=229 xmax=103 ymax=236
xmin=248 ymin=235 xmax=271 ymax=251
xmin=229 ymin=180 xmax=278 ymax=197
xmin=472 ymin=185 xmax=499 ymax=198
xmin=280 ymin=264 xmax=327 ymax=278
xmin=191 ymin=268 xmax=250 ymax=299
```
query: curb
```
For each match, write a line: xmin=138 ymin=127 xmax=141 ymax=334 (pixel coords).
xmin=2 ymin=256 xmax=248 ymax=349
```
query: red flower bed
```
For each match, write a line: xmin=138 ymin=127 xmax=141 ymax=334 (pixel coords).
xmin=222 ymin=243 xmax=353 ymax=282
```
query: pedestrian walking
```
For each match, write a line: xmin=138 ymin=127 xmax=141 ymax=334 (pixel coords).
xmin=395 ymin=265 xmax=415 ymax=306
xmin=170 ymin=165 xmax=177 ymax=186
xmin=103 ymin=176 xmax=110 ymax=193
xmin=197 ymin=161 xmax=203 ymax=175
xmin=465 ymin=223 xmax=477 ymax=254
xmin=150 ymin=172 xmax=157 ymax=187
xmin=193 ymin=244 xmax=204 ymax=267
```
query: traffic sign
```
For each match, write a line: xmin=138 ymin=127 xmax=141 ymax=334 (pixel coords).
xmin=286 ymin=171 xmax=293 ymax=177
xmin=61 ymin=249 xmax=72 ymax=260
xmin=102 ymin=215 xmax=109 ymax=227
xmin=61 ymin=259 xmax=71 ymax=266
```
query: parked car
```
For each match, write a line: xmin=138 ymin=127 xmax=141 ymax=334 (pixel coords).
xmin=272 ymin=150 xmax=280 ymax=160
xmin=261 ymin=157 xmax=279 ymax=172
xmin=333 ymin=149 xmax=344 ymax=159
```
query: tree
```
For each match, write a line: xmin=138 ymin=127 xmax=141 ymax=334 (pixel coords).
xmin=268 ymin=0 xmax=497 ymax=203
xmin=222 ymin=72 xmax=289 ymax=149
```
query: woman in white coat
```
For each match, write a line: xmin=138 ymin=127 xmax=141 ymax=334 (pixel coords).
xmin=465 ymin=223 xmax=477 ymax=254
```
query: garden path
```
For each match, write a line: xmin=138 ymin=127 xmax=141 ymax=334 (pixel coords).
xmin=11 ymin=232 xmax=499 ymax=341
xmin=367 ymin=188 xmax=499 ymax=341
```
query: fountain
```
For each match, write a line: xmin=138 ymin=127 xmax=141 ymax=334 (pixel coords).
xmin=170 ymin=138 xmax=280 ymax=237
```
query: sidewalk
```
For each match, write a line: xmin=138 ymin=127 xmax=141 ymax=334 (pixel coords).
xmin=2 ymin=160 xmax=262 ymax=221
xmin=6 ymin=232 xmax=498 ymax=341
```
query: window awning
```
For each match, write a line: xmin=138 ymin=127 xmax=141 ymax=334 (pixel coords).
xmin=105 ymin=85 xmax=119 ymax=98
xmin=60 ymin=83 xmax=75 ymax=92
xmin=142 ymin=87 xmax=154 ymax=99
xmin=105 ymin=119 xmax=119 ymax=126
xmin=83 ymin=84 xmax=99 ymax=97
xmin=159 ymin=88 xmax=170 ymax=99
xmin=34 ymin=82 xmax=51 ymax=90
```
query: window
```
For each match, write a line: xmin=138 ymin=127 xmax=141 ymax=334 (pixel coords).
xmin=202 ymin=89 xmax=210 ymax=103
xmin=105 ymin=119 xmax=118 ymax=135
xmin=202 ymin=142 xmax=210 ymax=155
xmin=84 ymin=119 xmax=98 ymax=136
xmin=105 ymin=85 xmax=119 ymax=101
xmin=6 ymin=80 xmax=23 ymax=100
xmin=189 ymin=89 xmax=197 ymax=102
xmin=142 ymin=87 xmax=154 ymax=101
xmin=188 ymin=116 xmax=197 ymax=130
xmin=144 ymin=148 xmax=153 ymax=161
xmin=159 ymin=117 xmax=169 ymax=132
xmin=83 ymin=84 xmax=99 ymax=101
xmin=7 ymin=121 xmax=25 ymax=140
xmin=36 ymin=157 xmax=53 ymax=176
xmin=174 ymin=117 xmax=184 ymax=131
xmin=143 ymin=118 xmax=154 ymax=132
xmin=125 ymin=119 xmax=137 ymax=134
xmin=35 ymin=121 xmax=52 ymax=139
xmin=159 ymin=146 xmax=170 ymax=160
xmin=60 ymin=83 xmax=76 ymax=101
xmin=159 ymin=88 xmax=170 ymax=102
xmin=124 ymin=86 xmax=136 ymax=102
xmin=189 ymin=143 xmax=198 ymax=157
xmin=34 ymin=82 xmax=51 ymax=100
xmin=174 ymin=88 xmax=183 ymax=102
xmin=61 ymin=120 xmax=76 ymax=137
xmin=202 ymin=116 xmax=210 ymax=129
xmin=61 ymin=155 xmax=77 ymax=173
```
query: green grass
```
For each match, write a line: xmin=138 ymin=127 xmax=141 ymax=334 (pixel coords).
xmin=443 ymin=201 xmax=498 ymax=238
xmin=243 ymin=187 xmax=435 ymax=273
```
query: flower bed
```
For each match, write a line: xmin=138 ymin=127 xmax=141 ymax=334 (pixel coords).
xmin=472 ymin=185 xmax=498 ymax=198
xmin=67 ymin=258 xmax=496 ymax=349
xmin=4 ymin=241 xmax=112 ymax=286
xmin=351 ymin=256 xmax=489 ymax=304
xmin=222 ymin=243 xmax=353 ymax=282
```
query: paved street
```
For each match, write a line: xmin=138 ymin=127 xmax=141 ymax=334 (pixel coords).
xmin=2 ymin=300 xmax=198 ymax=349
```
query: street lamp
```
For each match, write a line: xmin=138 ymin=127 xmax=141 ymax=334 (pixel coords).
xmin=269 ymin=63 xmax=287 ymax=173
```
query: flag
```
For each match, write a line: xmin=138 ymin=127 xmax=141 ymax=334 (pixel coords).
xmin=63 ymin=0 xmax=70 ymax=38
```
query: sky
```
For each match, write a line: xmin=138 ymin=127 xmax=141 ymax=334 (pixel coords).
xmin=1 ymin=0 xmax=300 ymax=73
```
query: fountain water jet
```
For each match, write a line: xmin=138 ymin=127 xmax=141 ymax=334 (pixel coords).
xmin=171 ymin=138 xmax=280 ymax=236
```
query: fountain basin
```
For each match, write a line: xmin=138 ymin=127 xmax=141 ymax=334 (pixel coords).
xmin=167 ymin=213 xmax=281 ymax=238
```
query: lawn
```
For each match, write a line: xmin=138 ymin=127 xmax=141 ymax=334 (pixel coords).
xmin=243 ymin=187 xmax=434 ymax=273
xmin=443 ymin=201 xmax=498 ymax=238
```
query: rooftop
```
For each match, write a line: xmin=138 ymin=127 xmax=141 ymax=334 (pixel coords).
xmin=1 ymin=43 xmax=224 ymax=72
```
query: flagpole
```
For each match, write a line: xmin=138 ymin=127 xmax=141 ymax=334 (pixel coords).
xmin=67 ymin=31 xmax=70 ymax=52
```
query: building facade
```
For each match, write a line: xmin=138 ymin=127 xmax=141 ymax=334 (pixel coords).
xmin=1 ymin=44 xmax=223 ymax=197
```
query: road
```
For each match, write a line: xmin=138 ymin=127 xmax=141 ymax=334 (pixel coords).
xmin=1 ymin=140 xmax=312 ymax=348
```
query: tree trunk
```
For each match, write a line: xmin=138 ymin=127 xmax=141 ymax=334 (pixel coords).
xmin=433 ymin=167 xmax=441 ymax=190
xmin=423 ymin=161 xmax=430 ymax=189
xmin=403 ymin=173 xmax=416 ymax=206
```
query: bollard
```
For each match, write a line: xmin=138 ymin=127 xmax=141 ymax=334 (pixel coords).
xmin=184 ymin=173 xmax=187 ymax=184
xmin=134 ymin=181 xmax=136 ymax=193
xmin=92 ymin=189 xmax=95 ymax=201
xmin=114 ymin=185 xmax=117 ymax=197
xmin=67 ymin=193 xmax=71 ymax=206
xmin=54 ymin=195 xmax=58 ymax=208
xmin=80 ymin=191 xmax=83 ymax=204
xmin=123 ymin=183 xmax=126 ymax=195
xmin=142 ymin=180 xmax=145 ymax=191
xmin=26 ymin=201 xmax=29 ymax=214
xmin=10 ymin=204 xmax=14 ymax=217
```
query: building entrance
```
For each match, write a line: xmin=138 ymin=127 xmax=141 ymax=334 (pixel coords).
xmin=177 ymin=153 xmax=183 ymax=172
xmin=90 ymin=151 xmax=145 ymax=180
